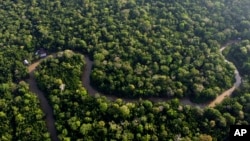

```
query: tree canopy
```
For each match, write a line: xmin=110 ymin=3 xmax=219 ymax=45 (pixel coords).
xmin=1 ymin=0 xmax=250 ymax=140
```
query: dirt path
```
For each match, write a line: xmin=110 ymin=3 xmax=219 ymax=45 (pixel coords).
xmin=27 ymin=56 xmax=59 ymax=141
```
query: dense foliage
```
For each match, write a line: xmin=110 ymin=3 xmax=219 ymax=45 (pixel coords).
xmin=0 ymin=47 xmax=48 ymax=140
xmin=2 ymin=0 xmax=250 ymax=102
xmin=35 ymin=50 xmax=85 ymax=93
xmin=1 ymin=0 xmax=250 ymax=140
xmin=0 ymin=82 xmax=50 ymax=140
xmin=223 ymin=39 xmax=250 ymax=127
xmin=0 ymin=48 xmax=30 ymax=83
xmin=225 ymin=40 xmax=250 ymax=79
xmin=88 ymin=0 xmax=239 ymax=101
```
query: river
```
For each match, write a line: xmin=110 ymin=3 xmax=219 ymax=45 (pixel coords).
xmin=81 ymin=40 xmax=241 ymax=108
xmin=27 ymin=40 xmax=241 ymax=140
xmin=27 ymin=55 xmax=59 ymax=141
xmin=208 ymin=40 xmax=241 ymax=107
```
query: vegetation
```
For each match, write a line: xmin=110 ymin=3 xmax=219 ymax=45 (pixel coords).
xmin=225 ymin=40 xmax=250 ymax=79
xmin=34 ymin=54 xmax=245 ymax=140
xmin=35 ymin=50 xmax=86 ymax=93
xmin=0 ymin=47 xmax=49 ymax=140
xmin=2 ymin=0 xmax=247 ymax=102
xmin=0 ymin=82 xmax=50 ymax=140
xmin=0 ymin=48 xmax=30 ymax=83
xmin=34 ymin=54 xmax=231 ymax=140
xmin=1 ymin=0 xmax=250 ymax=140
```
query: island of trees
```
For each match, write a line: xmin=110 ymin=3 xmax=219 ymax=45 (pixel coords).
xmin=0 ymin=0 xmax=250 ymax=140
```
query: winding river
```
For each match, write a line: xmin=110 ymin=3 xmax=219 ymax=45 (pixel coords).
xmin=27 ymin=41 xmax=241 ymax=140
xmin=82 ymin=41 xmax=242 ymax=107
xmin=208 ymin=40 xmax=242 ymax=107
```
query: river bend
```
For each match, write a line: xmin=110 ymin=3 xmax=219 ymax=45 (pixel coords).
xmin=27 ymin=41 xmax=241 ymax=140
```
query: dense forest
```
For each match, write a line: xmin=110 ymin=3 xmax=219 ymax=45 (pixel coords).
xmin=225 ymin=39 xmax=250 ymax=79
xmin=0 ymin=0 xmax=250 ymax=140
